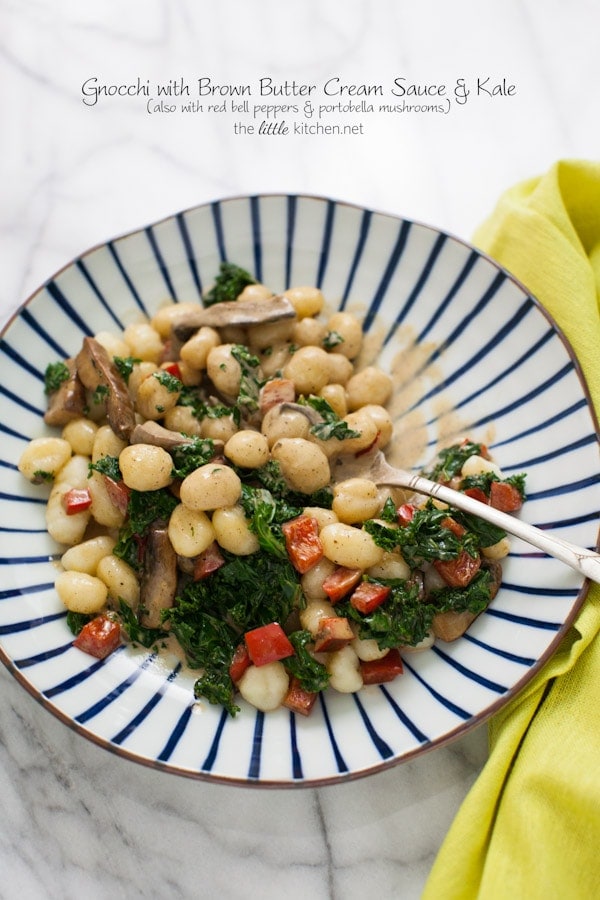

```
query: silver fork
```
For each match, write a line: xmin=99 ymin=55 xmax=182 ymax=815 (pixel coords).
xmin=332 ymin=448 xmax=600 ymax=585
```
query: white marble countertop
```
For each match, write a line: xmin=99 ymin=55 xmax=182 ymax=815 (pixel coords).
xmin=1 ymin=2 xmax=598 ymax=897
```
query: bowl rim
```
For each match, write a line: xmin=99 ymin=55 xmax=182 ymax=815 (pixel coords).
xmin=1 ymin=192 xmax=598 ymax=788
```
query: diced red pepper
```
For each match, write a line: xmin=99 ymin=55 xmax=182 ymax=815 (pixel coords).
xmin=397 ymin=503 xmax=416 ymax=526
xmin=314 ymin=616 xmax=354 ymax=652
xmin=281 ymin=515 xmax=323 ymax=574
xmin=463 ymin=487 xmax=489 ymax=504
xmin=103 ymin=475 xmax=130 ymax=514
xmin=259 ymin=377 xmax=295 ymax=415
xmin=350 ymin=581 xmax=391 ymax=614
xmin=434 ymin=550 xmax=481 ymax=588
xmin=360 ymin=648 xmax=404 ymax=685
xmin=322 ymin=566 xmax=362 ymax=603
xmin=62 ymin=487 xmax=92 ymax=516
xmin=244 ymin=622 xmax=295 ymax=667
xmin=282 ymin=676 xmax=318 ymax=716
xmin=229 ymin=642 xmax=251 ymax=684
xmin=441 ymin=516 xmax=466 ymax=538
xmin=73 ymin=615 xmax=121 ymax=659
xmin=163 ymin=361 xmax=182 ymax=380
xmin=193 ymin=541 xmax=225 ymax=580
xmin=489 ymin=480 xmax=523 ymax=512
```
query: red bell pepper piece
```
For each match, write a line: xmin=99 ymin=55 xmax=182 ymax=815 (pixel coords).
xmin=360 ymin=648 xmax=404 ymax=685
xmin=397 ymin=503 xmax=416 ymax=526
xmin=281 ymin=515 xmax=323 ymax=574
xmin=283 ymin=676 xmax=318 ymax=716
xmin=193 ymin=541 xmax=225 ymax=580
xmin=314 ymin=616 xmax=354 ymax=652
xmin=463 ymin=487 xmax=489 ymax=504
xmin=434 ymin=550 xmax=481 ymax=587
xmin=62 ymin=487 xmax=92 ymax=516
xmin=73 ymin=615 xmax=121 ymax=659
xmin=489 ymin=480 xmax=523 ymax=512
xmin=229 ymin=642 xmax=251 ymax=684
xmin=163 ymin=361 xmax=182 ymax=380
xmin=322 ymin=566 xmax=362 ymax=603
xmin=441 ymin=516 xmax=466 ymax=537
xmin=350 ymin=581 xmax=391 ymax=614
xmin=244 ymin=622 xmax=295 ymax=667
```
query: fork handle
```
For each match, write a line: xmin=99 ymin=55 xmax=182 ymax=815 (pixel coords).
xmin=402 ymin=473 xmax=600 ymax=585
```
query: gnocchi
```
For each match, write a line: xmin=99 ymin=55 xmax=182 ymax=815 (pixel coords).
xmin=22 ymin=262 xmax=525 ymax=721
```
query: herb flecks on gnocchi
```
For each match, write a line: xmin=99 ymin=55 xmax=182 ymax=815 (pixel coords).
xmin=22 ymin=262 xmax=527 ymax=717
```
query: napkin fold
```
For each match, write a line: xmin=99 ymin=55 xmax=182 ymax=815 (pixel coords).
xmin=423 ymin=160 xmax=600 ymax=900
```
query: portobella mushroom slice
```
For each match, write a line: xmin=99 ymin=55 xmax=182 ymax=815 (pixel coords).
xmin=44 ymin=358 xmax=87 ymax=427
xmin=129 ymin=420 xmax=224 ymax=455
xmin=75 ymin=337 xmax=136 ymax=441
xmin=171 ymin=294 xmax=296 ymax=342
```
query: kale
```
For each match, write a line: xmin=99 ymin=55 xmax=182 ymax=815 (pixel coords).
xmin=431 ymin=568 xmax=494 ymax=615
xmin=380 ymin=496 xmax=399 ymax=523
xmin=365 ymin=503 xmax=480 ymax=567
xmin=231 ymin=344 xmax=262 ymax=414
xmin=452 ymin=510 xmax=506 ymax=550
xmin=284 ymin=630 xmax=330 ymax=693
xmin=322 ymin=330 xmax=344 ymax=350
xmin=460 ymin=471 xmax=527 ymax=501
xmin=66 ymin=610 xmax=93 ymax=636
xmin=113 ymin=488 xmax=179 ymax=570
xmin=203 ymin=261 xmax=256 ymax=307
xmin=166 ymin=549 xmax=303 ymax=715
xmin=44 ymin=361 xmax=70 ymax=394
xmin=92 ymin=384 xmax=110 ymax=405
xmin=118 ymin=599 xmax=168 ymax=648
xmin=338 ymin=577 xmax=435 ymax=648
xmin=240 ymin=483 xmax=302 ymax=558
xmin=194 ymin=667 xmax=240 ymax=717
xmin=89 ymin=454 xmax=121 ymax=481
xmin=178 ymin=385 xmax=240 ymax=425
xmin=170 ymin=437 xmax=216 ymax=479
xmin=300 ymin=395 xmax=361 ymax=441
xmin=154 ymin=370 xmax=183 ymax=393
xmin=113 ymin=356 xmax=141 ymax=383
xmin=424 ymin=440 xmax=483 ymax=482
xmin=164 ymin=595 xmax=241 ymax=716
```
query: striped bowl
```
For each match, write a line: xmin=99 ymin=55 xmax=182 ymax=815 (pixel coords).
xmin=1 ymin=195 xmax=598 ymax=787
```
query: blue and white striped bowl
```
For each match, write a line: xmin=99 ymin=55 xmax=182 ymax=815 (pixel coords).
xmin=1 ymin=195 xmax=598 ymax=787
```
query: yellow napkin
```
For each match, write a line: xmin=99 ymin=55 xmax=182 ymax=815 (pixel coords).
xmin=423 ymin=160 xmax=600 ymax=900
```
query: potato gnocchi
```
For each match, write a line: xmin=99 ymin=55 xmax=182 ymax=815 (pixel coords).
xmin=20 ymin=262 xmax=526 ymax=717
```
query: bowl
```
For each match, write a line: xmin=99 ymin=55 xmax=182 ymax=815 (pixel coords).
xmin=1 ymin=194 xmax=598 ymax=787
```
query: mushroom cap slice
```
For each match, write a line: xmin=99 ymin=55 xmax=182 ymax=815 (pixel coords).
xmin=171 ymin=295 xmax=296 ymax=342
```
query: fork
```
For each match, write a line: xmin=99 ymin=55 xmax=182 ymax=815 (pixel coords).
xmin=332 ymin=448 xmax=600 ymax=585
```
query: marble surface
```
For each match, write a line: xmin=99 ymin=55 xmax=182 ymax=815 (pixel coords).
xmin=1 ymin=2 xmax=599 ymax=897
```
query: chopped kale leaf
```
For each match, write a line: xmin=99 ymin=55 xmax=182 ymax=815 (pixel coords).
xmin=338 ymin=577 xmax=434 ymax=648
xmin=66 ymin=610 xmax=94 ymax=636
xmin=424 ymin=441 xmax=483 ymax=482
xmin=113 ymin=356 xmax=141 ymax=383
xmin=284 ymin=630 xmax=330 ymax=693
xmin=154 ymin=370 xmax=183 ymax=393
xmin=89 ymin=454 xmax=122 ymax=481
xmin=113 ymin=488 xmax=179 ymax=571
xmin=118 ymin=598 xmax=168 ymax=647
xmin=203 ymin=261 xmax=256 ymax=307
xmin=44 ymin=361 xmax=70 ymax=394
xmin=170 ymin=437 xmax=216 ymax=479
xmin=300 ymin=395 xmax=361 ymax=441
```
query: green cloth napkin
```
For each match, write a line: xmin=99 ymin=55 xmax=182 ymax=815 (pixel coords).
xmin=422 ymin=160 xmax=600 ymax=900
